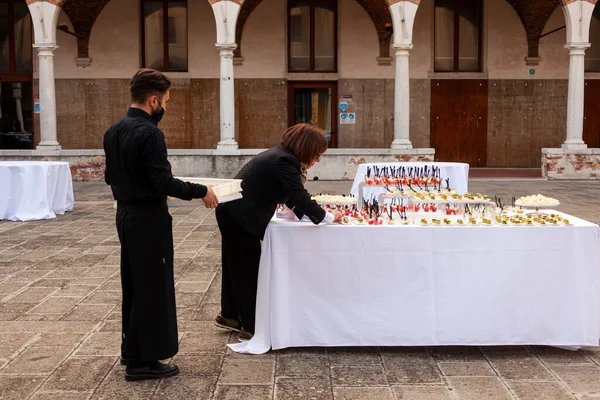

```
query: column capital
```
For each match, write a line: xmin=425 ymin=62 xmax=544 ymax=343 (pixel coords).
xmin=565 ymin=42 xmax=591 ymax=55
xmin=216 ymin=43 xmax=237 ymax=51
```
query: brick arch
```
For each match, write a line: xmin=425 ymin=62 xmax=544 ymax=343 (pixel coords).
xmin=504 ymin=0 xmax=562 ymax=62
xmin=235 ymin=0 xmax=393 ymax=59
xmin=59 ymin=0 xmax=112 ymax=59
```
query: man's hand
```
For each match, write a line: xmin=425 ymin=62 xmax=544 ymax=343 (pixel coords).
xmin=202 ymin=186 xmax=219 ymax=209
xmin=332 ymin=210 xmax=343 ymax=223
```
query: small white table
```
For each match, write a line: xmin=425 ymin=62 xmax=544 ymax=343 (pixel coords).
xmin=231 ymin=213 xmax=600 ymax=354
xmin=350 ymin=162 xmax=470 ymax=201
xmin=0 ymin=161 xmax=74 ymax=221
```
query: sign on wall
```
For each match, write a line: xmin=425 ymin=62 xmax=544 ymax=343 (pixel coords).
xmin=339 ymin=95 xmax=356 ymax=125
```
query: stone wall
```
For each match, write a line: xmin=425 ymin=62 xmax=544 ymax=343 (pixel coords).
xmin=542 ymin=149 xmax=600 ymax=179
xmin=0 ymin=149 xmax=435 ymax=182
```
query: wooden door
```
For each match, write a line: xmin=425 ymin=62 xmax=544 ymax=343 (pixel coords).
xmin=288 ymin=82 xmax=338 ymax=148
xmin=430 ymin=80 xmax=488 ymax=167
xmin=584 ymin=80 xmax=600 ymax=148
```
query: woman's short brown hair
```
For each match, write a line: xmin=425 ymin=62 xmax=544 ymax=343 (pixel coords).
xmin=281 ymin=124 xmax=328 ymax=166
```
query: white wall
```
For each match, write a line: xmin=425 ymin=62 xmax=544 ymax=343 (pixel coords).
xmin=537 ymin=5 xmax=570 ymax=79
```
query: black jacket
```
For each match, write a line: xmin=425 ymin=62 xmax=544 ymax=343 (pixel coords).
xmin=104 ymin=108 xmax=207 ymax=203
xmin=222 ymin=143 xmax=326 ymax=239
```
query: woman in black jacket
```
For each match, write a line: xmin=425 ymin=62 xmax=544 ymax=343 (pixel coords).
xmin=214 ymin=124 xmax=342 ymax=341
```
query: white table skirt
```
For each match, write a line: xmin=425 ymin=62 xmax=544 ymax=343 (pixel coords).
xmin=350 ymin=162 xmax=470 ymax=200
xmin=0 ymin=161 xmax=74 ymax=221
xmin=231 ymin=213 xmax=600 ymax=354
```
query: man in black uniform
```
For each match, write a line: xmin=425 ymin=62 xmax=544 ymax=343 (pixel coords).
xmin=104 ymin=69 xmax=218 ymax=381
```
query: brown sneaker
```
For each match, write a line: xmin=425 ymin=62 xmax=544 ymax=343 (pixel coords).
xmin=238 ymin=331 xmax=254 ymax=342
xmin=215 ymin=313 xmax=242 ymax=333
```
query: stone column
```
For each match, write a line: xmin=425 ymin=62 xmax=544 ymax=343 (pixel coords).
xmin=12 ymin=83 xmax=25 ymax=132
xmin=216 ymin=44 xmax=238 ymax=151
xmin=562 ymin=43 xmax=590 ymax=150
xmin=388 ymin=0 xmax=418 ymax=150
xmin=391 ymin=44 xmax=413 ymax=149
xmin=210 ymin=0 xmax=242 ymax=153
xmin=28 ymin=0 xmax=62 ymax=152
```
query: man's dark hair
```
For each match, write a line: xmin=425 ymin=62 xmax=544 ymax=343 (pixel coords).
xmin=130 ymin=68 xmax=171 ymax=104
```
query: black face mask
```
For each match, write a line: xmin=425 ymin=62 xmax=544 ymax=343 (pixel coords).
xmin=151 ymin=98 xmax=165 ymax=125
xmin=151 ymin=106 xmax=165 ymax=125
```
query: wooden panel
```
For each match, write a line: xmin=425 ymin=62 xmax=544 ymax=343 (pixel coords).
xmin=237 ymin=79 xmax=287 ymax=148
xmin=84 ymin=79 xmax=130 ymax=149
xmin=431 ymin=80 xmax=488 ymax=167
xmin=160 ymin=78 xmax=191 ymax=149
xmin=487 ymin=80 xmax=534 ymax=167
xmin=410 ymin=79 xmax=431 ymax=149
xmin=190 ymin=79 xmax=220 ymax=149
xmin=55 ymin=80 xmax=87 ymax=149
xmin=584 ymin=80 xmax=600 ymax=148
xmin=532 ymin=80 xmax=567 ymax=164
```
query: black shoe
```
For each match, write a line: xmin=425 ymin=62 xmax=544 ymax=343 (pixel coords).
xmin=125 ymin=361 xmax=179 ymax=381
xmin=215 ymin=313 xmax=242 ymax=333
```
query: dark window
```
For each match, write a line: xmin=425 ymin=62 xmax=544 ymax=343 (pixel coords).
xmin=586 ymin=6 xmax=600 ymax=72
xmin=141 ymin=0 xmax=188 ymax=72
xmin=434 ymin=0 xmax=482 ymax=72
xmin=288 ymin=0 xmax=337 ymax=73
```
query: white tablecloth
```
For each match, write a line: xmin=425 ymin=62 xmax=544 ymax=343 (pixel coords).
xmin=0 ymin=161 xmax=74 ymax=221
xmin=231 ymin=214 xmax=600 ymax=354
xmin=350 ymin=162 xmax=470 ymax=200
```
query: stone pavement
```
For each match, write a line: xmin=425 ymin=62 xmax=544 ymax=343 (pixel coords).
xmin=1 ymin=179 xmax=600 ymax=400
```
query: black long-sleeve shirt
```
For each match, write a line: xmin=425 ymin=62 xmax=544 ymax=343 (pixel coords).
xmin=103 ymin=107 xmax=207 ymax=203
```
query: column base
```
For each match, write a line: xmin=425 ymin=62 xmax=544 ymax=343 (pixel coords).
xmin=561 ymin=140 xmax=587 ymax=151
xmin=390 ymin=139 xmax=413 ymax=150
xmin=216 ymin=139 xmax=240 ymax=154
xmin=36 ymin=142 xmax=61 ymax=154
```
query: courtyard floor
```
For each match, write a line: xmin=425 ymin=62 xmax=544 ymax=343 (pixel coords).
xmin=1 ymin=180 xmax=600 ymax=400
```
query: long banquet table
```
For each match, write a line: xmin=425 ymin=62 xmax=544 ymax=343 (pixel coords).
xmin=0 ymin=161 xmax=74 ymax=221
xmin=231 ymin=212 xmax=600 ymax=354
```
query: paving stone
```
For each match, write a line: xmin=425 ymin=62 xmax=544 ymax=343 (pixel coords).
xmin=152 ymin=375 xmax=217 ymax=400
xmin=438 ymin=361 xmax=497 ymax=376
xmin=486 ymin=353 xmax=554 ymax=380
xmin=3 ymin=346 xmax=72 ymax=374
xmin=275 ymin=377 xmax=333 ymax=400
xmin=53 ymin=285 xmax=97 ymax=298
xmin=30 ymin=279 xmax=74 ymax=288
xmin=506 ymin=381 xmax=575 ymax=400
xmin=277 ymin=355 xmax=331 ymax=377
xmin=213 ymin=385 xmax=273 ymax=400
xmin=6 ymin=287 xmax=57 ymax=303
xmin=0 ymin=302 xmax=37 ymax=320
xmin=0 ymin=321 xmax=97 ymax=334
xmin=80 ymin=291 xmax=121 ymax=305
xmin=549 ymin=365 xmax=600 ymax=393
xmin=61 ymin=304 xmax=115 ymax=321
xmin=0 ymin=332 xmax=36 ymax=358
xmin=171 ymin=354 xmax=224 ymax=376
xmin=28 ymin=297 xmax=80 ymax=315
xmin=176 ymin=281 xmax=211 ymax=293
xmin=178 ymin=332 xmax=230 ymax=354
xmin=41 ymin=356 xmax=116 ymax=391
xmin=193 ymin=303 xmax=221 ymax=321
xmin=430 ymin=346 xmax=486 ymax=362
xmin=91 ymin=368 xmax=159 ymax=400
xmin=382 ymin=352 xmax=443 ymax=384
xmin=447 ymin=377 xmax=514 ymax=400
xmin=328 ymin=347 xmax=381 ymax=365
xmin=75 ymin=332 xmax=120 ymax=356
xmin=219 ymin=360 xmax=275 ymax=384
xmin=333 ymin=387 xmax=394 ymax=400
xmin=30 ymin=391 xmax=93 ymax=400
xmin=33 ymin=333 xmax=85 ymax=348
xmin=0 ymin=376 xmax=43 ymax=399
xmin=392 ymin=385 xmax=455 ymax=400
xmin=530 ymin=346 xmax=594 ymax=365
xmin=331 ymin=365 xmax=388 ymax=387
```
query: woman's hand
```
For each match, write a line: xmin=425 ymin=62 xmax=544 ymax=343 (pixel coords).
xmin=332 ymin=210 xmax=343 ymax=223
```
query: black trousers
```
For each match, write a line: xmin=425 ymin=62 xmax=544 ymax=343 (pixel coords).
xmin=116 ymin=200 xmax=178 ymax=362
xmin=215 ymin=205 xmax=262 ymax=334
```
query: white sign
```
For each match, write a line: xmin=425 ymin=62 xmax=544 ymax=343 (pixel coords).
xmin=348 ymin=113 xmax=356 ymax=124
xmin=340 ymin=113 xmax=348 ymax=124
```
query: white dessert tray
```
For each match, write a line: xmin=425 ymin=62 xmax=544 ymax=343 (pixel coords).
xmin=172 ymin=177 xmax=243 ymax=204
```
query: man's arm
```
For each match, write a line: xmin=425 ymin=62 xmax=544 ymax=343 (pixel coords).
xmin=141 ymin=129 xmax=208 ymax=200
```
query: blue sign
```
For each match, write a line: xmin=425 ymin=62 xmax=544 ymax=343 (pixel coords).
xmin=339 ymin=102 xmax=348 ymax=112
xmin=34 ymin=101 xmax=40 ymax=114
